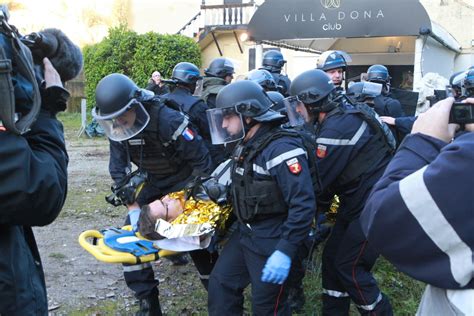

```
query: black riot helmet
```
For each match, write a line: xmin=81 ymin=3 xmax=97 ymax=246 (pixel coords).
xmin=290 ymin=69 xmax=336 ymax=106
xmin=367 ymin=64 xmax=391 ymax=84
xmin=449 ymin=71 xmax=464 ymax=97
xmin=267 ymin=91 xmax=286 ymax=113
xmin=171 ymin=62 xmax=202 ymax=85
xmin=204 ymin=58 xmax=235 ymax=78
xmin=207 ymin=81 xmax=284 ymax=144
xmin=95 ymin=73 xmax=140 ymax=115
xmin=463 ymin=69 xmax=474 ymax=97
xmin=246 ymin=69 xmax=278 ymax=91
xmin=261 ymin=50 xmax=287 ymax=73
xmin=92 ymin=73 xmax=151 ymax=141
xmin=216 ymin=80 xmax=284 ymax=122
xmin=316 ymin=50 xmax=351 ymax=72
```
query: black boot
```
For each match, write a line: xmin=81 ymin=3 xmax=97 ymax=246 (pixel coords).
xmin=288 ymin=285 xmax=306 ymax=314
xmin=136 ymin=293 xmax=163 ymax=316
xmin=165 ymin=253 xmax=189 ymax=266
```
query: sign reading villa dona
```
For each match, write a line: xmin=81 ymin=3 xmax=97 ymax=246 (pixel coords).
xmin=248 ymin=0 xmax=432 ymax=41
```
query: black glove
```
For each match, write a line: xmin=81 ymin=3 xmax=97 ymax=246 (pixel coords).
xmin=40 ymin=85 xmax=70 ymax=114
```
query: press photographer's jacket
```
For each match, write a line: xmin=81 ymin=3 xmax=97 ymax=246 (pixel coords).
xmin=361 ymin=132 xmax=473 ymax=290
xmin=0 ymin=111 xmax=68 ymax=315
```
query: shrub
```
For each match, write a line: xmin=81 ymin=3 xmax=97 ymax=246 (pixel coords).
xmin=83 ymin=26 xmax=201 ymax=110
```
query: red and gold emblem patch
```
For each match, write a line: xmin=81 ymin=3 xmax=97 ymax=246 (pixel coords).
xmin=286 ymin=158 xmax=302 ymax=175
xmin=316 ymin=144 xmax=327 ymax=159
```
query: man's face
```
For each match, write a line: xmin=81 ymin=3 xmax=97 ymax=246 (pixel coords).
xmin=326 ymin=68 xmax=344 ymax=86
xmin=224 ymin=74 xmax=234 ymax=84
xmin=115 ymin=108 xmax=137 ymax=129
xmin=222 ymin=113 xmax=243 ymax=136
xmin=295 ymin=101 xmax=311 ymax=123
xmin=148 ymin=196 xmax=184 ymax=222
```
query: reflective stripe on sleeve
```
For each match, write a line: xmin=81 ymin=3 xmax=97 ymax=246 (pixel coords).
xmin=316 ymin=121 xmax=367 ymax=146
xmin=171 ymin=116 xmax=190 ymax=141
xmin=399 ymin=166 xmax=473 ymax=287
xmin=266 ymin=148 xmax=307 ymax=170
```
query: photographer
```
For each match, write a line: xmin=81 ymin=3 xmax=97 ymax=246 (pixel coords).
xmin=0 ymin=8 xmax=82 ymax=314
xmin=361 ymin=97 xmax=474 ymax=315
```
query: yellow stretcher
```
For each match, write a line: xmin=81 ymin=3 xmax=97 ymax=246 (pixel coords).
xmin=78 ymin=226 xmax=177 ymax=264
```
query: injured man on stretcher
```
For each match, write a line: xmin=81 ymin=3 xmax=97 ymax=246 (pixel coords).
xmin=136 ymin=160 xmax=233 ymax=250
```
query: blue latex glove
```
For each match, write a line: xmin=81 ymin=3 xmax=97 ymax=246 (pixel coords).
xmin=128 ymin=208 xmax=141 ymax=232
xmin=261 ymin=250 xmax=291 ymax=284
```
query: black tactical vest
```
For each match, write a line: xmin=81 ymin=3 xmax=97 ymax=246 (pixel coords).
xmin=231 ymin=127 xmax=319 ymax=222
xmin=322 ymin=104 xmax=394 ymax=188
xmin=126 ymin=103 xmax=191 ymax=181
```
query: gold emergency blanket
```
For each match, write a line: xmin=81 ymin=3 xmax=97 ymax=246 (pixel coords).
xmin=166 ymin=191 xmax=232 ymax=231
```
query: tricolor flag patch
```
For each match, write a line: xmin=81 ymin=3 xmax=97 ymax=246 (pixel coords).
xmin=181 ymin=127 xmax=195 ymax=141
xmin=286 ymin=158 xmax=302 ymax=175
xmin=316 ymin=144 xmax=327 ymax=158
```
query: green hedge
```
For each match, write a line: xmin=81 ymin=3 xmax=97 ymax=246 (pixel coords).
xmin=83 ymin=25 xmax=201 ymax=110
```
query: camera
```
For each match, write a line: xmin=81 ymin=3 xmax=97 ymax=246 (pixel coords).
xmin=449 ymin=102 xmax=474 ymax=124
xmin=106 ymin=170 xmax=148 ymax=207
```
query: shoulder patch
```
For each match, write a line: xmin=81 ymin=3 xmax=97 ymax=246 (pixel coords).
xmin=181 ymin=127 xmax=195 ymax=141
xmin=286 ymin=157 xmax=302 ymax=175
xmin=316 ymin=144 xmax=327 ymax=158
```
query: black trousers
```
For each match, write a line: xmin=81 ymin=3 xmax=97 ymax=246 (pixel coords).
xmin=208 ymin=228 xmax=290 ymax=316
xmin=321 ymin=218 xmax=392 ymax=316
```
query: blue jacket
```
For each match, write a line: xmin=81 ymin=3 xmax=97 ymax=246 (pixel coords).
xmin=373 ymin=95 xmax=405 ymax=118
xmin=109 ymin=101 xmax=214 ymax=202
xmin=233 ymin=125 xmax=316 ymax=259
xmin=269 ymin=72 xmax=291 ymax=97
xmin=0 ymin=111 xmax=68 ymax=315
xmin=314 ymin=104 xmax=392 ymax=221
xmin=361 ymin=133 xmax=474 ymax=289
xmin=162 ymin=86 xmax=211 ymax=141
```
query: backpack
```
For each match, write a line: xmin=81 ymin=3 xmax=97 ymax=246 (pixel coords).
xmin=0 ymin=9 xmax=41 ymax=135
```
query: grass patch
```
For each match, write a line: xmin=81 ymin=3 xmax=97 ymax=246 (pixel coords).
xmin=49 ymin=252 xmax=67 ymax=260
xmin=57 ymin=112 xmax=82 ymax=131
xmin=301 ymin=247 xmax=424 ymax=315
xmin=67 ymin=300 xmax=129 ymax=316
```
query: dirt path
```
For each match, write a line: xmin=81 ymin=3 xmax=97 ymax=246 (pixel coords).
xmin=34 ymin=135 xmax=207 ymax=315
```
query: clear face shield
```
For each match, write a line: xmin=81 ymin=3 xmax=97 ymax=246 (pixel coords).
xmin=360 ymin=81 xmax=383 ymax=97
xmin=193 ymin=78 xmax=204 ymax=97
xmin=92 ymin=100 xmax=150 ymax=142
xmin=206 ymin=106 xmax=245 ymax=145
xmin=283 ymin=96 xmax=307 ymax=127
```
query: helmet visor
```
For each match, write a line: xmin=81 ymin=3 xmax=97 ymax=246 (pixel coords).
xmin=360 ymin=82 xmax=383 ymax=97
xmin=284 ymin=97 xmax=306 ymax=127
xmin=92 ymin=100 xmax=150 ymax=142
xmin=206 ymin=107 xmax=245 ymax=145
xmin=193 ymin=78 xmax=204 ymax=97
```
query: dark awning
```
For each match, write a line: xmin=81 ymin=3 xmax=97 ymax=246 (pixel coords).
xmin=248 ymin=0 xmax=432 ymax=42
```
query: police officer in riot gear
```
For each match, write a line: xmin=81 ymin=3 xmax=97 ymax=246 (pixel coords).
xmin=259 ymin=50 xmax=292 ymax=96
xmin=246 ymin=68 xmax=280 ymax=92
xmin=201 ymin=57 xmax=235 ymax=108
xmin=207 ymin=80 xmax=316 ymax=315
xmin=93 ymin=73 xmax=215 ymax=316
xmin=316 ymin=50 xmax=351 ymax=91
xmin=366 ymin=64 xmax=405 ymax=118
xmin=289 ymin=69 xmax=394 ymax=316
xmin=462 ymin=69 xmax=474 ymax=97
xmin=449 ymin=71 xmax=464 ymax=99
xmin=162 ymin=62 xmax=224 ymax=164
